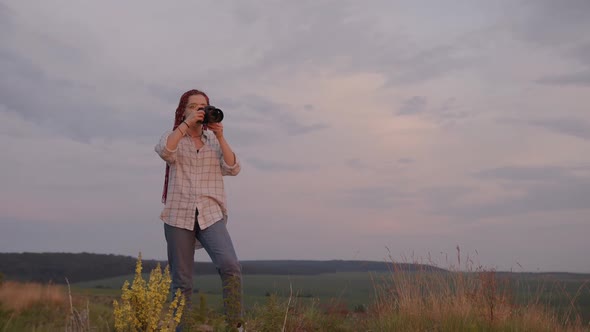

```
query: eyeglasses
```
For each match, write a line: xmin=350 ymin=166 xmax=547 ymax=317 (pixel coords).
xmin=187 ymin=103 xmax=206 ymax=110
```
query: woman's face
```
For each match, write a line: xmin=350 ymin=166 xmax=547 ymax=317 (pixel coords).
xmin=185 ymin=94 xmax=208 ymax=117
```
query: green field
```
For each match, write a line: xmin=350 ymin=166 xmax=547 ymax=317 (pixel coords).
xmin=74 ymin=271 xmax=590 ymax=323
xmin=74 ymin=271 xmax=387 ymax=311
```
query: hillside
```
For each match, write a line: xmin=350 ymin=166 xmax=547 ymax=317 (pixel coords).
xmin=0 ymin=252 xmax=445 ymax=284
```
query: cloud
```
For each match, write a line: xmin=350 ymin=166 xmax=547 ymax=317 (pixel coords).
xmin=501 ymin=2 xmax=590 ymax=87
xmin=535 ymin=42 xmax=590 ymax=85
xmin=430 ymin=165 xmax=590 ymax=219
xmin=336 ymin=186 xmax=413 ymax=210
xmin=498 ymin=116 xmax=590 ymax=141
xmin=509 ymin=0 xmax=590 ymax=47
xmin=528 ymin=118 xmax=590 ymax=140
xmin=397 ymin=96 xmax=428 ymax=115
xmin=146 ymin=83 xmax=187 ymax=106
xmin=422 ymin=185 xmax=475 ymax=200
xmin=397 ymin=158 xmax=414 ymax=164
xmin=474 ymin=166 xmax=569 ymax=182
xmin=2 ymin=1 xmax=590 ymax=272
xmin=0 ymin=43 xmax=167 ymax=143
xmin=0 ymin=47 xmax=325 ymax=146
xmin=568 ymin=42 xmax=590 ymax=66
xmin=0 ymin=2 xmax=13 ymax=21
xmin=217 ymin=94 xmax=329 ymax=137
xmin=452 ymin=179 xmax=590 ymax=219
xmin=244 ymin=157 xmax=308 ymax=172
xmin=345 ymin=158 xmax=368 ymax=171
xmin=536 ymin=70 xmax=590 ymax=86
xmin=383 ymin=43 xmax=481 ymax=86
xmin=395 ymin=96 xmax=470 ymax=127
xmin=0 ymin=0 xmax=484 ymax=145
xmin=344 ymin=157 xmax=415 ymax=175
xmin=193 ymin=1 xmax=486 ymax=87
xmin=420 ymin=185 xmax=476 ymax=215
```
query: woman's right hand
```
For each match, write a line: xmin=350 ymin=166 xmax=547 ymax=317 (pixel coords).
xmin=184 ymin=109 xmax=205 ymax=126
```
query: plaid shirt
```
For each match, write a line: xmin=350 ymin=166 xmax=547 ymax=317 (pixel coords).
xmin=155 ymin=129 xmax=240 ymax=248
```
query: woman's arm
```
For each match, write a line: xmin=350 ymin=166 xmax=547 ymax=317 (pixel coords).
xmin=208 ymin=123 xmax=241 ymax=176
xmin=165 ymin=122 xmax=190 ymax=151
xmin=155 ymin=125 xmax=188 ymax=164
xmin=218 ymin=136 xmax=236 ymax=166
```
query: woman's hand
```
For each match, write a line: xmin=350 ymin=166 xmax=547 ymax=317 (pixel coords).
xmin=207 ymin=122 xmax=224 ymax=138
xmin=184 ymin=109 xmax=205 ymax=127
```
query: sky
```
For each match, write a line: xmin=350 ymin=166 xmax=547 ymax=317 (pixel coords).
xmin=1 ymin=0 xmax=589 ymax=273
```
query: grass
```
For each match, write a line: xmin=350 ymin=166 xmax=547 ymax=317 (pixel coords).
xmin=74 ymin=271 xmax=590 ymax=323
xmin=0 ymin=279 xmax=113 ymax=331
xmin=0 ymin=280 xmax=66 ymax=313
xmin=74 ymin=271 xmax=379 ymax=310
xmin=1 ymin=250 xmax=589 ymax=331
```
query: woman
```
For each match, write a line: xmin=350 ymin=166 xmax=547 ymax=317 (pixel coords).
xmin=154 ymin=89 xmax=243 ymax=329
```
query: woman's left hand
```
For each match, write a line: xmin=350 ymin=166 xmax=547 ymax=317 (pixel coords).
xmin=207 ymin=122 xmax=224 ymax=138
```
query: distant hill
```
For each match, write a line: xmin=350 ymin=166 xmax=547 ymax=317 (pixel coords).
xmin=0 ymin=252 xmax=445 ymax=284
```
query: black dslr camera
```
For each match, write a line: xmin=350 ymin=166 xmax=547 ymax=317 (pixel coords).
xmin=200 ymin=105 xmax=224 ymax=124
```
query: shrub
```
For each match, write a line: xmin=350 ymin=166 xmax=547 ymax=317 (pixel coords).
xmin=112 ymin=253 xmax=185 ymax=331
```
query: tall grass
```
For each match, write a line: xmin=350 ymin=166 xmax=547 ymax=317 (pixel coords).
xmin=0 ymin=280 xmax=86 ymax=331
xmin=0 ymin=280 xmax=66 ymax=312
xmin=367 ymin=247 xmax=588 ymax=331
xmin=0 ymin=280 xmax=103 ymax=331
xmin=245 ymin=247 xmax=589 ymax=331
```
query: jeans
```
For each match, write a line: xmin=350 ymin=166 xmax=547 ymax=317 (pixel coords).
xmin=164 ymin=209 xmax=243 ymax=329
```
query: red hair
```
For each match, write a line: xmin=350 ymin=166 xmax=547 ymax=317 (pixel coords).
xmin=161 ymin=89 xmax=210 ymax=203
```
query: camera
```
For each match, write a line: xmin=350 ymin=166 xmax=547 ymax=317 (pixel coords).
xmin=200 ymin=105 xmax=224 ymax=124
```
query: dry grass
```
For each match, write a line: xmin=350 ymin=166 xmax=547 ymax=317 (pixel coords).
xmin=367 ymin=246 xmax=588 ymax=331
xmin=0 ymin=280 xmax=67 ymax=313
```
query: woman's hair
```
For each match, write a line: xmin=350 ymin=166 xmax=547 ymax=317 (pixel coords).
xmin=161 ymin=89 xmax=210 ymax=203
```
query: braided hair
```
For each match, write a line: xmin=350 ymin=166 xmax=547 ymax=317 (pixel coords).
xmin=161 ymin=89 xmax=210 ymax=203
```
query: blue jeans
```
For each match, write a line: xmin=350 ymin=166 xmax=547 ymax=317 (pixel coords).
xmin=164 ymin=210 xmax=243 ymax=328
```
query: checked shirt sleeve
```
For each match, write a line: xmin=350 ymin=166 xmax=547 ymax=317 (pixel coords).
xmin=154 ymin=130 xmax=177 ymax=164
xmin=220 ymin=151 xmax=241 ymax=176
xmin=208 ymin=132 xmax=241 ymax=176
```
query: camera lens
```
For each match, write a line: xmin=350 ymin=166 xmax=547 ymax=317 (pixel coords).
xmin=209 ymin=108 xmax=224 ymax=123
xmin=202 ymin=106 xmax=223 ymax=124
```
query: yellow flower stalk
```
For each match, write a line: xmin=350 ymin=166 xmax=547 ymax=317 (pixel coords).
xmin=112 ymin=253 xmax=185 ymax=331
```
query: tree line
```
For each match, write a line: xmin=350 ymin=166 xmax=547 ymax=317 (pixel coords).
xmin=0 ymin=252 xmax=446 ymax=284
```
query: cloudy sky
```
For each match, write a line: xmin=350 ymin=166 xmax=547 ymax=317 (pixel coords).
xmin=1 ymin=0 xmax=589 ymax=273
